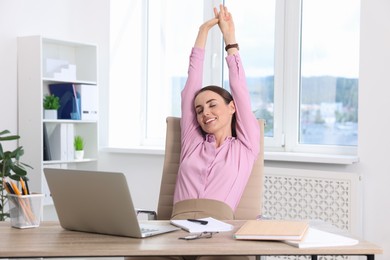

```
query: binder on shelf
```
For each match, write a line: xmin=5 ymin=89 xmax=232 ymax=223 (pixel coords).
xmin=48 ymin=124 xmax=68 ymax=161
xmin=43 ymin=123 xmax=52 ymax=161
xmin=74 ymin=84 xmax=98 ymax=120
xmin=66 ymin=124 xmax=75 ymax=160
xmin=49 ymin=83 xmax=81 ymax=120
xmin=47 ymin=123 xmax=75 ymax=161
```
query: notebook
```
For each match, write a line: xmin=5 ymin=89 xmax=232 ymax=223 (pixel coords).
xmin=44 ymin=168 xmax=180 ymax=238
xmin=234 ymin=220 xmax=309 ymax=241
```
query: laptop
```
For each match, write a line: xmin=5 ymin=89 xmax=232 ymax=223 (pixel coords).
xmin=44 ymin=168 xmax=180 ymax=238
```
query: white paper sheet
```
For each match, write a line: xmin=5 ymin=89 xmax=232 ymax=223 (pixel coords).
xmin=284 ymin=227 xmax=359 ymax=248
xmin=170 ymin=217 xmax=233 ymax=233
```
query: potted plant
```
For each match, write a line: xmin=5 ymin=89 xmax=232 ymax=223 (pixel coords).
xmin=0 ymin=130 xmax=32 ymax=221
xmin=43 ymin=94 xmax=60 ymax=119
xmin=74 ymin=135 xmax=84 ymax=160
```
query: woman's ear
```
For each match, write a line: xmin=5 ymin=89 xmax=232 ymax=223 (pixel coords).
xmin=229 ymin=101 xmax=236 ymax=115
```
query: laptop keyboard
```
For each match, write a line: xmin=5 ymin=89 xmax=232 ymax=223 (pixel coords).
xmin=141 ymin=227 xmax=159 ymax=234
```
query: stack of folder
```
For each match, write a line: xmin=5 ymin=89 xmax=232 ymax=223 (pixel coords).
xmin=234 ymin=219 xmax=359 ymax=248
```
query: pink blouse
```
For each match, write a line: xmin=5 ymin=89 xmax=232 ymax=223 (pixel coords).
xmin=173 ymin=47 xmax=260 ymax=211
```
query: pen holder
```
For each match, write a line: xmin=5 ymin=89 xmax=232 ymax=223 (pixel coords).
xmin=7 ymin=193 xmax=44 ymax=229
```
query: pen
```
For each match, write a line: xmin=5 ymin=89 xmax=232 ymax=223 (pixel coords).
xmin=4 ymin=181 xmax=15 ymax=194
xmin=24 ymin=178 xmax=30 ymax=195
xmin=187 ymin=219 xmax=208 ymax=225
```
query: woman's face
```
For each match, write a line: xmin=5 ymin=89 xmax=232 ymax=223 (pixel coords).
xmin=194 ymin=90 xmax=235 ymax=135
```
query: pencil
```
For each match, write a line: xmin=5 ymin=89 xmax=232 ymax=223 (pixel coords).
xmin=10 ymin=181 xmax=22 ymax=196
xmin=20 ymin=177 xmax=28 ymax=195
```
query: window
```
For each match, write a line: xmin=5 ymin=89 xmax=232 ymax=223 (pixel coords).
xmin=145 ymin=1 xmax=205 ymax=144
xmin=109 ymin=0 xmax=145 ymax=148
xmin=224 ymin=0 xmax=277 ymax=139
xmin=109 ymin=0 xmax=360 ymax=156
xmin=299 ymin=0 xmax=359 ymax=147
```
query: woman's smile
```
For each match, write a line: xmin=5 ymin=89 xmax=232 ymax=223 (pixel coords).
xmin=205 ymin=117 xmax=217 ymax=124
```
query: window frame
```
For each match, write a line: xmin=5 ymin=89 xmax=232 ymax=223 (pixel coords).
xmin=108 ymin=0 xmax=358 ymax=158
xmin=282 ymin=0 xmax=358 ymax=156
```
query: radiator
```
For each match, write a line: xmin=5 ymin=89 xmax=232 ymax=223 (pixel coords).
xmin=262 ymin=167 xmax=361 ymax=260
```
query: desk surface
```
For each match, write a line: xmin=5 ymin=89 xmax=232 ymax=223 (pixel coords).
xmin=0 ymin=221 xmax=382 ymax=258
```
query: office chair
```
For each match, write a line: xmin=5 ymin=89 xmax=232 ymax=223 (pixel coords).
xmin=132 ymin=117 xmax=265 ymax=260
xmin=151 ymin=116 xmax=265 ymax=220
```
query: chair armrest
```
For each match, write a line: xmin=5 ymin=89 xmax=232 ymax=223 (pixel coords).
xmin=136 ymin=209 xmax=157 ymax=220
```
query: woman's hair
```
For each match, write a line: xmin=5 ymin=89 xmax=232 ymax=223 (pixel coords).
xmin=195 ymin=85 xmax=237 ymax=137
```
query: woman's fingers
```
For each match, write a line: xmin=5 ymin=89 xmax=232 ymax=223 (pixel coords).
xmin=213 ymin=7 xmax=218 ymax=18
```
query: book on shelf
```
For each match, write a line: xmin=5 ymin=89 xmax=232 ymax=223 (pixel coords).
xmin=43 ymin=123 xmax=52 ymax=161
xmin=234 ymin=220 xmax=309 ymax=241
xmin=283 ymin=227 xmax=359 ymax=248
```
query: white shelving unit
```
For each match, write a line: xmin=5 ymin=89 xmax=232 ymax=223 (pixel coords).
xmin=17 ymin=36 xmax=98 ymax=205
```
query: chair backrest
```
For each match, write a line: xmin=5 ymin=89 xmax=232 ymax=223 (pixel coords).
xmin=156 ymin=117 xmax=264 ymax=220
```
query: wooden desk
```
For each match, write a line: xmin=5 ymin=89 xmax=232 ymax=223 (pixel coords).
xmin=0 ymin=221 xmax=382 ymax=259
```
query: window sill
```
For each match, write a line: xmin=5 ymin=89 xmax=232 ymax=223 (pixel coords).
xmin=102 ymin=146 xmax=165 ymax=155
xmin=264 ymin=151 xmax=358 ymax=165
xmin=101 ymin=147 xmax=359 ymax=165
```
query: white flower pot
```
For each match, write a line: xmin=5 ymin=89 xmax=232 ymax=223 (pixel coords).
xmin=74 ymin=150 xmax=84 ymax=160
xmin=44 ymin=109 xmax=58 ymax=120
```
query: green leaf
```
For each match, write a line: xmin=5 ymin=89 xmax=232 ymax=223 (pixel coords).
xmin=11 ymin=146 xmax=24 ymax=160
xmin=10 ymin=165 xmax=27 ymax=176
xmin=19 ymin=161 xmax=33 ymax=170
xmin=0 ymin=130 xmax=20 ymax=141
xmin=0 ymin=130 xmax=10 ymax=136
xmin=9 ymin=173 xmax=26 ymax=181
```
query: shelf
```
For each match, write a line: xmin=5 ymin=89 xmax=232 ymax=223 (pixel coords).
xmin=43 ymin=158 xmax=97 ymax=165
xmin=43 ymin=119 xmax=98 ymax=124
xmin=42 ymin=37 xmax=97 ymax=83
xmin=42 ymin=78 xmax=97 ymax=85
xmin=17 ymin=35 xmax=98 ymax=205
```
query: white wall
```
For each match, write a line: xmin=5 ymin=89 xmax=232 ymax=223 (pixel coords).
xmin=0 ymin=0 xmax=110 ymax=147
xmin=1 ymin=0 xmax=389 ymax=259
xmin=359 ymin=0 xmax=390 ymax=256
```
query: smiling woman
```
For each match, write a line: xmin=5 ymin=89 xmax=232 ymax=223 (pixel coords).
xmin=172 ymin=5 xmax=261 ymax=220
xmin=194 ymin=86 xmax=236 ymax=143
